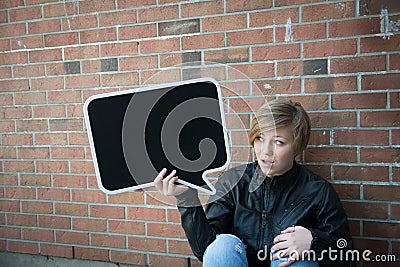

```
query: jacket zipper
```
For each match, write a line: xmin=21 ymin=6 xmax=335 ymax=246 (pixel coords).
xmin=257 ymin=182 xmax=267 ymax=251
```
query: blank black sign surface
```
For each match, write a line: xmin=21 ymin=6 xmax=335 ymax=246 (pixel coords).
xmin=84 ymin=79 xmax=230 ymax=194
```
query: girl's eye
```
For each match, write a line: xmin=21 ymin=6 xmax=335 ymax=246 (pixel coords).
xmin=274 ymin=140 xmax=284 ymax=145
xmin=256 ymin=136 xmax=263 ymax=142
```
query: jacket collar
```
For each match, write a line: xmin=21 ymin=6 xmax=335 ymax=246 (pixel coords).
xmin=249 ymin=161 xmax=299 ymax=192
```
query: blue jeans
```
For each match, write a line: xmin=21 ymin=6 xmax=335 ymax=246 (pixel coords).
xmin=203 ymin=234 xmax=319 ymax=267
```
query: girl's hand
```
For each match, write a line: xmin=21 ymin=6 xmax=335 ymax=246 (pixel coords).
xmin=153 ymin=168 xmax=189 ymax=196
xmin=270 ymin=226 xmax=313 ymax=266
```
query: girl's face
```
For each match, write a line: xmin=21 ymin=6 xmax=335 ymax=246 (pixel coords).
xmin=253 ymin=125 xmax=295 ymax=177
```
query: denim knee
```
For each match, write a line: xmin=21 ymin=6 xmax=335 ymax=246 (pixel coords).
xmin=203 ymin=234 xmax=248 ymax=267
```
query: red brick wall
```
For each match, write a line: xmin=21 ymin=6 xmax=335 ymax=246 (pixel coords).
xmin=0 ymin=0 xmax=399 ymax=266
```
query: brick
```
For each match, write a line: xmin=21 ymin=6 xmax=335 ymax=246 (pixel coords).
xmin=7 ymin=214 xmax=37 ymax=227
xmin=1 ymin=106 xmax=31 ymax=119
xmin=43 ymin=2 xmax=76 ymax=18
xmin=254 ymin=79 xmax=301 ymax=95
xmin=64 ymin=45 xmax=99 ymax=60
xmin=22 ymin=200 xmax=53 ymax=214
xmin=13 ymin=64 xmax=45 ymax=78
xmin=72 ymin=189 xmax=106 ymax=203
xmin=250 ymin=8 xmax=298 ymax=27
xmin=91 ymin=233 xmax=126 ymax=248
xmin=205 ymin=48 xmax=249 ymax=64
xmin=276 ymin=23 xmax=326 ymax=42
xmin=99 ymin=10 xmax=137 ymax=26
xmin=331 ymin=184 xmax=360 ymax=200
xmin=4 ymin=160 xmax=35 ymax=173
xmin=101 ymin=72 xmax=138 ymax=87
xmin=22 ymin=228 xmax=54 ymax=242
xmin=6 ymin=187 xmax=36 ymax=199
xmin=168 ymin=239 xmax=194 ymax=255
xmin=11 ymin=35 xmax=43 ymax=50
xmin=29 ymin=49 xmax=62 ymax=62
xmin=391 ymin=92 xmax=400 ymax=108
xmin=286 ymin=95 xmax=329 ymax=111
xmin=64 ymin=61 xmax=80 ymax=74
xmin=2 ymin=133 xmax=32 ymax=146
xmin=101 ymin=58 xmax=118 ymax=72
xmin=108 ymin=220 xmax=145 ymax=235
xmin=101 ymin=42 xmax=139 ymax=57
xmin=72 ymin=218 xmax=106 ymax=232
xmin=107 ymin=191 xmax=144 ymax=204
xmin=128 ymin=236 xmax=166 ymax=252
xmin=305 ymin=147 xmax=357 ymax=163
xmin=79 ymin=0 xmax=115 ymax=14
xmin=0 ymin=23 xmax=25 ymax=38
xmin=140 ymin=37 xmax=180 ymax=54
xmin=74 ymin=247 xmax=108 ymax=262
xmin=0 ymin=147 xmax=16 ymax=159
xmin=252 ymin=44 xmax=300 ymax=61
xmin=309 ymin=112 xmax=357 ymax=127
xmin=138 ymin=5 xmax=178 ymax=23
xmin=0 ymin=226 xmax=21 ymax=239
xmin=181 ymin=0 xmax=224 ymax=18
xmin=159 ymin=19 xmax=200 ymax=36
xmin=391 ymin=204 xmax=400 ymax=220
xmin=90 ymin=205 xmax=125 ymax=219
xmin=229 ymin=97 xmax=266 ymax=113
xmin=40 ymin=244 xmax=73 ymax=258
xmin=226 ymin=0 xmax=272 ymax=12
xmin=361 ymin=35 xmax=400 ymax=53
xmin=332 ymin=93 xmax=387 ymax=109
xmin=45 ymin=32 xmax=78 ymax=47
xmin=28 ymin=19 xmax=61 ymax=34
xmin=8 ymin=241 xmax=38 ymax=255
xmin=56 ymin=231 xmax=89 ymax=245
xmin=334 ymin=129 xmax=388 ymax=146
xmin=183 ymin=33 xmax=224 ymax=50
xmin=148 ymin=254 xmax=188 ymax=267
xmin=127 ymin=207 xmax=165 ymax=221
xmin=362 ymin=73 xmax=400 ymax=90
xmin=53 ymin=174 xmax=86 ymax=188
xmin=147 ymin=223 xmax=186 ymax=238
xmin=353 ymin=238 xmax=389 ymax=255
xmin=60 ymin=14 xmax=98 ymax=30
xmin=119 ymin=24 xmax=157 ymax=40
xmin=203 ymin=14 xmax=246 ymax=32
xmin=20 ymin=174 xmax=51 ymax=187
xmin=329 ymin=17 xmax=380 ymax=38
xmin=303 ymin=59 xmax=328 ymax=75
xmin=390 ymin=53 xmax=400 ymax=70
xmin=9 ymin=6 xmax=41 ymax=22
xmin=120 ymin=55 xmax=158 ymax=71
xmin=70 ymin=160 xmax=95 ymax=174
xmin=33 ymin=106 xmax=66 ymax=119
xmin=360 ymin=0 xmax=400 ymax=15
xmin=15 ymin=92 xmax=46 ymax=105
xmin=0 ymin=0 xmax=24 ymax=9
xmin=110 ymin=250 xmax=147 ymax=266
xmin=118 ymin=0 xmax=155 ymax=8
xmin=228 ymin=29 xmax=272 ymax=46
xmin=304 ymin=76 xmax=357 ymax=93
xmin=361 ymin=148 xmax=400 ymax=163
xmin=38 ymin=188 xmax=70 ymax=201
xmin=36 ymin=160 xmax=68 ymax=173
xmin=0 ymin=51 xmax=28 ymax=65
xmin=18 ymin=147 xmax=49 ymax=159
xmin=0 ymin=200 xmax=20 ymax=212
xmin=30 ymin=77 xmax=63 ymax=90
xmin=364 ymin=185 xmax=400 ymax=201
xmin=331 ymin=55 xmax=386 ymax=74
xmin=80 ymin=28 xmax=117 ymax=44
xmin=308 ymin=130 xmax=330 ymax=146
xmin=66 ymin=75 xmax=100 ymax=89
xmin=302 ymin=2 xmax=355 ymax=22
xmin=361 ymin=111 xmax=400 ymax=127
xmin=276 ymin=60 xmax=302 ymax=77
xmin=0 ymin=66 xmax=12 ymax=78
xmin=363 ymin=221 xmax=400 ymax=238
xmin=229 ymin=63 xmax=273 ymax=79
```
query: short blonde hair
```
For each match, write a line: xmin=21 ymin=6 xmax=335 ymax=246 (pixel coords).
xmin=249 ymin=99 xmax=311 ymax=154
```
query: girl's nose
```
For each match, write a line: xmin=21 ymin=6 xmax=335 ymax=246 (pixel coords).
xmin=261 ymin=140 xmax=274 ymax=156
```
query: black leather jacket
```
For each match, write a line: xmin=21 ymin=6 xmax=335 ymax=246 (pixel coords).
xmin=177 ymin=161 xmax=354 ymax=267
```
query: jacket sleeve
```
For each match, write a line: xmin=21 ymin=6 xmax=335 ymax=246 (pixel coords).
xmin=307 ymin=182 xmax=355 ymax=267
xmin=176 ymin=173 xmax=236 ymax=261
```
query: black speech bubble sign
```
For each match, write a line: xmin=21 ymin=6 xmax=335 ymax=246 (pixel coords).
xmin=83 ymin=78 xmax=230 ymax=195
